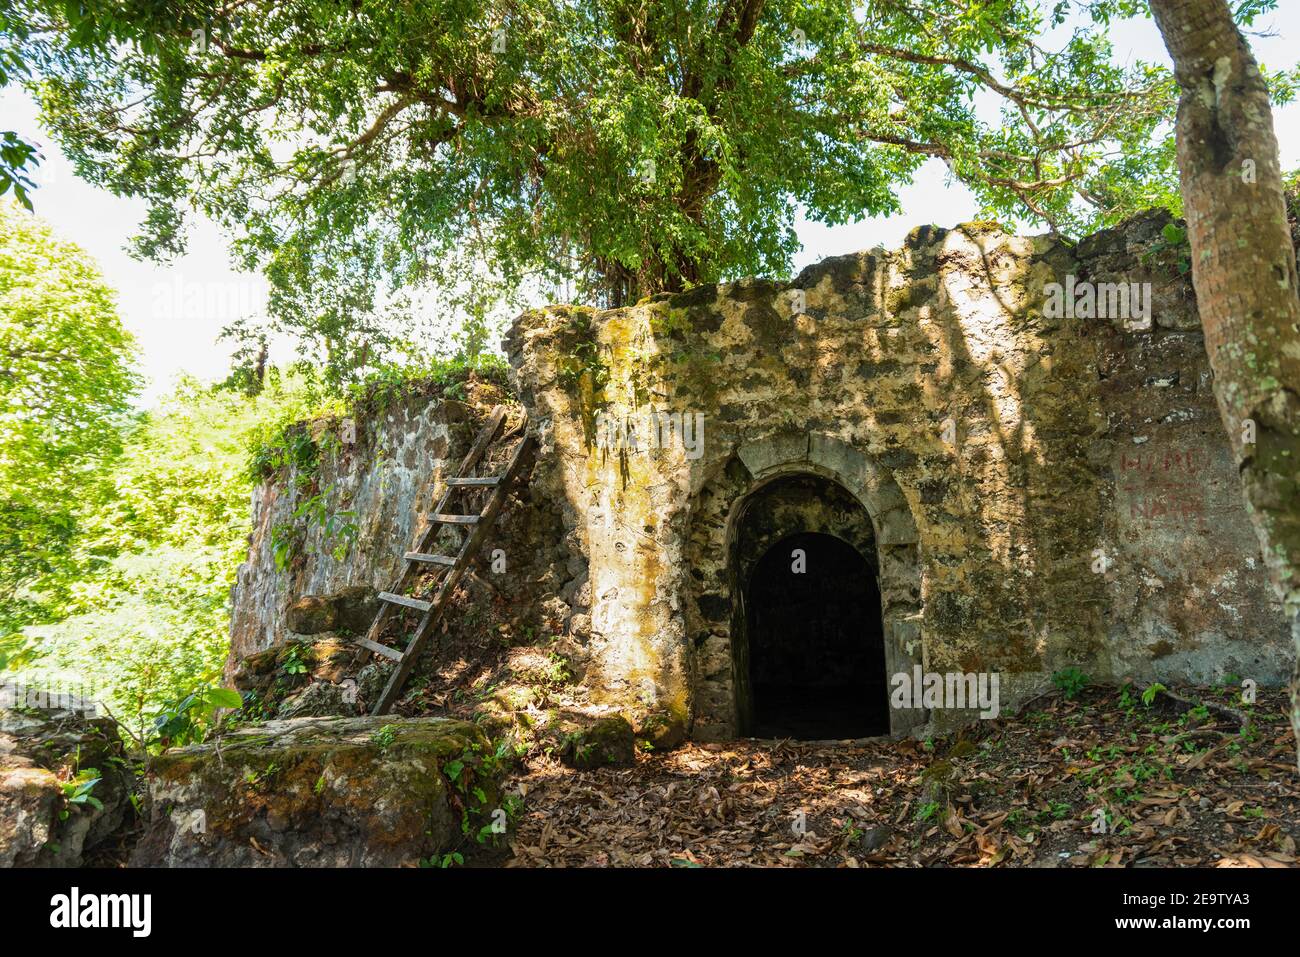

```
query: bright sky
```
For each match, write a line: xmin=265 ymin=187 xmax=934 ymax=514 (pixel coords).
xmin=5 ymin=7 xmax=1300 ymax=404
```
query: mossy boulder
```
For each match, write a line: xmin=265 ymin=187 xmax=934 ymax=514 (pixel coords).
xmin=285 ymin=585 xmax=378 ymax=636
xmin=275 ymin=681 xmax=357 ymax=719
xmin=635 ymin=709 xmax=688 ymax=752
xmin=0 ymin=701 xmax=134 ymax=867
xmin=130 ymin=715 xmax=495 ymax=867
xmin=561 ymin=715 xmax=635 ymax=770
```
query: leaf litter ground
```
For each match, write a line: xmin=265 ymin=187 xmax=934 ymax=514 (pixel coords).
xmin=502 ymin=685 xmax=1298 ymax=868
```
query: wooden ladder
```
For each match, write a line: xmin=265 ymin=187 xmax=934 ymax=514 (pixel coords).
xmin=358 ymin=405 xmax=534 ymax=715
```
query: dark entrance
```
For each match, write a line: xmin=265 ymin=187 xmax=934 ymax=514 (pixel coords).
xmin=746 ymin=531 xmax=888 ymax=739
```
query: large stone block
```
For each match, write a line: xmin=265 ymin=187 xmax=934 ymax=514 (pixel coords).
xmin=737 ymin=432 xmax=809 ymax=478
xmin=0 ymin=701 xmax=133 ymax=868
xmin=131 ymin=716 xmax=494 ymax=868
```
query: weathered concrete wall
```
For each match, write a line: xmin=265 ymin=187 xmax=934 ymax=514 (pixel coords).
xmin=227 ymin=397 xmax=480 ymax=676
xmin=1081 ymin=221 xmax=1289 ymax=687
xmin=226 ymin=392 xmax=575 ymax=696
xmin=506 ymin=209 xmax=1291 ymax=738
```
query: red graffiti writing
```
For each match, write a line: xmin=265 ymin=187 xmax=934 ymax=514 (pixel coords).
xmin=1119 ymin=448 xmax=1200 ymax=475
xmin=1119 ymin=447 xmax=1206 ymax=527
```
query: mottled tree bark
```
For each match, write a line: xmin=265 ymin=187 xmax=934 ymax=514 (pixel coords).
xmin=1150 ymin=0 xmax=1300 ymax=763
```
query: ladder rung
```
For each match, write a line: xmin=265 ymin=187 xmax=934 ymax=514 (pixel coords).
xmin=431 ymin=513 xmax=480 ymax=524
xmin=354 ymin=637 xmax=403 ymax=661
xmin=404 ymin=552 xmax=458 ymax=567
xmin=378 ymin=591 xmax=433 ymax=613
xmin=446 ymin=476 xmax=500 ymax=487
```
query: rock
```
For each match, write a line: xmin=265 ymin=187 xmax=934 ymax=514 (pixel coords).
xmin=285 ymin=585 xmax=377 ymax=636
xmin=275 ymin=681 xmax=357 ymax=719
xmin=920 ymin=759 xmax=955 ymax=805
xmin=355 ymin=663 xmax=393 ymax=709
xmin=636 ymin=709 xmax=687 ymax=751
xmin=230 ymin=644 xmax=280 ymax=692
xmin=0 ymin=700 xmax=134 ymax=867
xmin=561 ymin=715 xmax=635 ymax=770
xmin=285 ymin=595 xmax=336 ymax=635
xmin=333 ymin=586 xmax=380 ymax=634
xmin=859 ymin=825 xmax=891 ymax=853
xmin=232 ymin=636 xmax=365 ymax=716
xmin=284 ymin=587 xmax=377 ymax=639
xmin=306 ymin=636 xmax=358 ymax=684
xmin=130 ymin=715 xmax=493 ymax=867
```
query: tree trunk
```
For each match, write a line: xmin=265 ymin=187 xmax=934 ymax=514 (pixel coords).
xmin=1149 ymin=0 xmax=1300 ymax=764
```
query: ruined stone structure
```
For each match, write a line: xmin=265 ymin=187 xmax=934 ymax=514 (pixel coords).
xmin=506 ymin=210 xmax=1291 ymax=738
xmin=230 ymin=210 xmax=1291 ymax=744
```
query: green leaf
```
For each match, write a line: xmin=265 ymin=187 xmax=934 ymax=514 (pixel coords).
xmin=206 ymin=688 xmax=244 ymax=710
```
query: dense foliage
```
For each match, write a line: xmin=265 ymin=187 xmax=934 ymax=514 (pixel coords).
xmin=0 ymin=202 xmax=505 ymax=744
xmin=7 ymin=356 xmax=506 ymax=744
xmin=8 ymin=0 xmax=1292 ymax=376
xmin=0 ymin=201 xmax=138 ymax=639
xmin=8 ymin=371 xmax=319 ymax=743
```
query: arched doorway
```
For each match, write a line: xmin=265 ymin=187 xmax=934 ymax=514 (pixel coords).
xmin=747 ymin=531 xmax=889 ymax=739
xmin=728 ymin=473 xmax=891 ymax=740
xmin=685 ymin=432 xmax=924 ymax=741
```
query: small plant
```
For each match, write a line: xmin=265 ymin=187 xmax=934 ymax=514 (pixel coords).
xmin=371 ymin=724 xmax=397 ymax=749
xmin=271 ymin=520 xmax=298 ymax=571
xmin=243 ymin=763 xmax=280 ymax=790
xmin=1118 ymin=682 xmax=1135 ymax=711
xmin=1037 ymin=801 xmax=1071 ymax=822
xmin=293 ymin=489 xmax=359 ymax=561
xmin=1142 ymin=221 xmax=1192 ymax=276
xmin=282 ymin=644 xmax=309 ymax=676
xmin=548 ymin=652 xmax=572 ymax=684
xmin=1052 ymin=667 xmax=1090 ymax=699
xmin=152 ymin=686 xmax=244 ymax=748
xmin=1141 ymin=682 xmax=1167 ymax=707
xmin=915 ymin=801 xmax=942 ymax=823
xmin=60 ymin=770 xmax=104 ymax=815
xmin=1086 ymin=744 xmax=1121 ymax=762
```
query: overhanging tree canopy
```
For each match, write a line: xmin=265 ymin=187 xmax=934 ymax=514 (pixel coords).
xmin=6 ymin=0 xmax=1289 ymax=369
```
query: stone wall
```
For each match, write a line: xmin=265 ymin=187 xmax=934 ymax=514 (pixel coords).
xmin=225 ymin=391 xmax=575 ymax=702
xmin=506 ymin=209 xmax=1291 ymax=739
xmin=226 ymin=396 xmax=480 ymax=676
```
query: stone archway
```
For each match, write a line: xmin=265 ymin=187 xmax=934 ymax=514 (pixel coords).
xmin=686 ymin=432 xmax=924 ymax=740
xmin=735 ymin=478 xmax=890 ymax=738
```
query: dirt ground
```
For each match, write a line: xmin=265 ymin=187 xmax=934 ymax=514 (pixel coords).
xmin=502 ymin=684 xmax=1299 ymax=868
